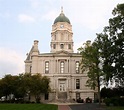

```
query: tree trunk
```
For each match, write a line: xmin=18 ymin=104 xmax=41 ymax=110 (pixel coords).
xmin=97 ymin=76 xmax=101 ymax=106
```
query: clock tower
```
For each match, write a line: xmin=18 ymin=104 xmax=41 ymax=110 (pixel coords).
xmin=25 ymin=7 xmax=96 ymax=102
xmin=51 ymin=7 xmax=73 ymax=53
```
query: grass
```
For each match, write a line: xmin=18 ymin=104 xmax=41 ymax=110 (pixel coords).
xmin=107 ymin=106 xmax=124 ymax=110
xmin=0 ymin=103 xmax=58 ymax=110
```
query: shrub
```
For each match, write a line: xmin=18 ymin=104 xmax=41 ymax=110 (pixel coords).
xmin=119 ymin=98 xmax=124 ymax=106
xmin=94 ymin=99 xmax=99 ymax=103
xmin=31 ymin=101 xmax=35 ymax=104
xmin=111 ymin=97 xmax=119 ymax=106
xmin=85 ymin=97 xmax=92 ymax=103
xmin=76 ymin=98 xmax=84 ymax=103
xmin=104 ymin=98 xmax=111 ymax=106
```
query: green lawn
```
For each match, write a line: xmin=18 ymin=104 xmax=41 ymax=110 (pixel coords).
xmin=107 ymin=106 xmax=124 ymax=110
xmin=0 ymin=103 xmax=58 ymax=110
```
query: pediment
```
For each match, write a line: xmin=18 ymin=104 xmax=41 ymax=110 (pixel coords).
xmin=53 ymin=50 xmax=72 ymax=56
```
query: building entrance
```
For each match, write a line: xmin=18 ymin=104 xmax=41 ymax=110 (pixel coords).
xmin=58 ymin=79 xmax=67 ymax=99
xmin=59 ymin=83 xmax=66 ymax=92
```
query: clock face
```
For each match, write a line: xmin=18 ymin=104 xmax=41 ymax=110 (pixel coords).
xmin=60 ymin=25 xmax=64 ymax=28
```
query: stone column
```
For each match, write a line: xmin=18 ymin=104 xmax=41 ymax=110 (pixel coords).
xmin=56 ymin=60 xmax=57 ymax=73
xmin=55 ymin=78 xmax=58 ymax=99
xmin=67 ymin=78 xmax=70 ymax=99
xmin=68 ymin=59 xmax=69 ymax=73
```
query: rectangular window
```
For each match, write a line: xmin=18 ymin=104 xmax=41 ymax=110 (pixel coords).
xmin=76 ymin=61 xmax=79 ymax=73
xmin=53 ymin=44 xmax=56 ymax=49
xmin=45 ymin=61 xmax=49 ymax=73
xmin=30 ymin=66 xmax=32 ymax=73
xmin=68 ymin=44 xmax=71 ymax=49
xmin=44 ymin=93 xmax=49 ymax=100
xmin=60 ymin=61 xmax=64 ymax=73
xmin=76 ymin=79 xmax=80 ymax=89
xmin=54 ymin=35 xmax=56 ymax=40
xmin=76 ymin=93 xmax=80 ymax=99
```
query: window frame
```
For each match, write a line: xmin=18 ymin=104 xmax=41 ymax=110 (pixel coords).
xmin=53 ymin=44 xmax=56 ymax=49
xmin=68 ymin=44 xmax=71 ymax=49
xmin=60 ymin=44 xmax=64 ymax=49
xmin=60 ymin=61 xmax=64 ymax=73
xmin=76 ymin=92 xmax=80 ymax=99
xmin=76 ymin=79 xmax=80 ymax=89
xmin=45 ymin=61 xmax=49 ymax=73
xmin=30 ymin=66 xmax=32 ymax=73
xmin=76 ymin=61 xmax=79 ymax=73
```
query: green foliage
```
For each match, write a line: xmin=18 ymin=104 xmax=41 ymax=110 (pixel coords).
xmin=104 ymin=98 xmax=111 ymax=106
xmin=96 ymin=3 xmax=124 ymax=86
xmin=101 ymin=87 xmax=113 ymax=98
xmin=0 ymin=74 xmax=20 ymax=99
xmin=101 ymin=87 xmax=124 ymax=98
xmin=78 ymin=41 xmax=103 ymax=105
xmin=0 ymin=73 xmax=50 ymax=103
xmin=0 ymin=104 xmax=58 ymax=110
xmin=107 ymin=106 xmax=124 ymax=110
xmin=95 ymin=33 xmax=114 ymax=83
xmin=78 ymin=41 xmax=102 ymax=90
xmin=29 ymin=74 xmax=50 ymax=103
xmin=104 ymin=97 xmax=124 ymax=106
xmin=85 ymin=97 xmax=92 ymax=103
xmin=78 ymin=3 xmax=124 ymax=105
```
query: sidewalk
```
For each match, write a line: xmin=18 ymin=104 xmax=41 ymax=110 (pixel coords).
xmin=58 ymin=105 xmax=71 ymax=110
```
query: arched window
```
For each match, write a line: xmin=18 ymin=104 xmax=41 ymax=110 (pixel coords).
xmin=60 ymin=61 xmax=64 ymax=73
xmin=45 ymin=61 xmax=49 ymax=73
xmin=60 ymin=44 xmax=64 ymax=49
xmin=76 ymin=61 xmax=79 ymax=73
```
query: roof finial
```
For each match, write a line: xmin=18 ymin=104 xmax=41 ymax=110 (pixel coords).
xmin=61 ymin=6 xmax=63 ymax=13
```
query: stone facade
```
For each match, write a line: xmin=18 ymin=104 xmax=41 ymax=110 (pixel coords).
xmin=25 ymin=9 xmax=96 ymax=102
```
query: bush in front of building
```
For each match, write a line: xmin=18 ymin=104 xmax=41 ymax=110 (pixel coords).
xmin=85 ymin=97 xmax=92 ymax=103
xmin=104 ymin=98 xmax=111 ymax=106
xmin=104 ymin=97 xmax=124 ymax=106
xmin=76 ymin=98 xmax=84 ymax=103
xmin=93 ymin=99 xmax=99 ymax=103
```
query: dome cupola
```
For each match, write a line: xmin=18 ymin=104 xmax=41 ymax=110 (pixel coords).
xmin=54 ymin=7 xmax=70 ymax=24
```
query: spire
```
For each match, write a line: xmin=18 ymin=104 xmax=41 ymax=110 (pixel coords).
xmin=61 ymin=6 xmax=63 ymax=13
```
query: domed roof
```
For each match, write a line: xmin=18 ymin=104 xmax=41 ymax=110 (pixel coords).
xmin=54 ymin=7 xmax=71 ymax=24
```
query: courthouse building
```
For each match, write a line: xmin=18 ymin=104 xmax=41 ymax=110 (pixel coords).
xmin=25 ymin=8 xmax=96 ymax=102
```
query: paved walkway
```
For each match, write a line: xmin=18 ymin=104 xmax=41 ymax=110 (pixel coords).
xmin=58 ymin=103 xmax=106 ymax=110
xmin=69 ymin=103 xmax=106 ymax=110
xmin=58 ymin=105 xmax=71 ymax=110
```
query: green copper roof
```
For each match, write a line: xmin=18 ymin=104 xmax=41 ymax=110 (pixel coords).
xmin=54 ymin=7 xmax=70 ymax=24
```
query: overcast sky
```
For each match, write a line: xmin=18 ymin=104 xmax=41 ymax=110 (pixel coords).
xmin=0 ymin=0 xmax=123 ymax=78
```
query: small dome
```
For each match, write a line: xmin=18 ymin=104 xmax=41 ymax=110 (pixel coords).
xmin=54 ymin=7 xmax=71 ymax=24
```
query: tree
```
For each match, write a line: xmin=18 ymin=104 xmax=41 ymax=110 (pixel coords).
xmin=0 ymin=79 xmax=4 ymax=98
xmin=14 ymin=73 xmax=32 ymax=100
xmin=96 ymin=3 xmax=124 ymax=86
xmin=95 ymin=33 xmax=114 ymax=85
xmin=78 ymin=40 xmax=103 ymax=105
xmin=0 ymin=74 xmax=18 ymax=100
xmin=109 ymin=3 xmax=124 ymax=86
xmin=0 ymin=74 xmax=28 ymax=101
xmin=41 ymin=76 xmax=51 ymax=94
xmin=0 ymin=73 xmax=50 ymax=103
xmin=29 ymin=74 xmax=50 ymax=103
